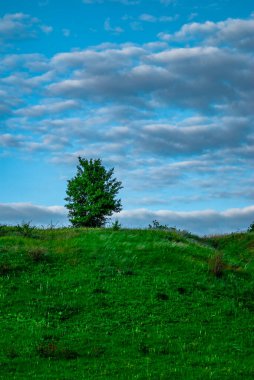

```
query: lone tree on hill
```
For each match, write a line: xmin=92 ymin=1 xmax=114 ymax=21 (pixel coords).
xmin=65 ymin=157 xmax=123 ymax=227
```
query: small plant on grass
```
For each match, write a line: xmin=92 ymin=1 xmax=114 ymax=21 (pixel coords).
xmin=16 ymin=221 xmax=36 ymax=238
xmin=37 ymin=340 xmax=58 ymax=359
xmin=27 ymin=248 xmax=49 ymax=263
xmin=47 ymin=220 xmax=58 ymax=230
xmin=37 ymin=337 xmax=79 ymax=360
xmin=111 ymin=220 xmax=122 ymax=231
xmin=5 ymin=347 xmax=18 ymax=359
xmin=148 ymin=220 xmax=169 ymax=230
xmin=0 ymin=224 xmax=9 ymax=237
xmin=138 ymin=342 xmax=150 ymax=355
xmin=37 ymin=342 xmax=79 ymax=360
xmin=0 ymin=263 xmax=12 ymax=276
xmin=209 ymin=253 xmax=225 ymax=278
xmin=156 ymin=292 xmax=169 ymax=301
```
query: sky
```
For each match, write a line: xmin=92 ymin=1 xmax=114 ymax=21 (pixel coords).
xmin=0 ymin=0 xmax=254 ymax=235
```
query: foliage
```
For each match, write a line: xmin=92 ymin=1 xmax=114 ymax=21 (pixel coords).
xmin=148 ymin=220 xmax=200 ymax=242
xmin=148 ymin=219 xmax=171 ymax=230
xmin=65 ymin=157 xmax=123 ymax=227
xmin=0 ymin=224 xmax=9 ymax=237
xmin=248 ymin=221 xmax=254 ymax=233
xmin=16 ymin=221 xmax=36 ymax=237
xmin=111 ymin=219 xmax=122 ymax=231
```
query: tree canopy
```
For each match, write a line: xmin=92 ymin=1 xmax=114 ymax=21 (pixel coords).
xmin=65 ymin=157 xmax=123 ymax=227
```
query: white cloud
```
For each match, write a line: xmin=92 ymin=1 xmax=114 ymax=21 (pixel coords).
xmin=62 ymin=28 xmax=70 ymax=37
xmin=188 ymin=12 xmax=198 ymax=21
xmin=47 ymin=43 xmax=253 ymax=115
xmin=0 ymin=53 xmax=50 ymax=73
xmin=0 ymin=13 xmax=53 ymax=42
xmin=0 ymin=203 xmax=67 ymax=226
xmin=1 ymin=203 xmax=253 ymax=235
xmin=139 ymin=13 xmax=176 ymax=23
xmin=104 ymin=18 xmax=124 ymax=33
xmin=116 ymin=206 xmax=254 ymax=235
xmin=40 ymin=24 xmax=53 ymax=34
xmin=163 ymin=17 xmax=254 ymax=50
xmin=139 ymin=14 xmax=157 ymax=23
xmin=130 ymin=21 xmax=143 ymax=31
xmin=139 ymin=117 xmax=249 ymax=155
xmin=15 ymin=100 xmax=81 ymax=117
xmin=0 ymin=134 xmax=23 ymax=148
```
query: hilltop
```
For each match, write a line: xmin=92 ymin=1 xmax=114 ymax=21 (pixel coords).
xmin=0 ymin=226 xmax=254 ymax=379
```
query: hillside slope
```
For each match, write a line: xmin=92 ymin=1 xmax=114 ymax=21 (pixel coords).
xmin=0 ymin=227 xmax=254 ymax=379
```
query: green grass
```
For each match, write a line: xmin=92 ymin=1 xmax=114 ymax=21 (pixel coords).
xmin=0 ymin=226 xmax=254 ymax=379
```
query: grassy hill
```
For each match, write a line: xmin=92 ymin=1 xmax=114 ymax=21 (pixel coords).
xmin=0 ymin=226 xmax=254 ymax=379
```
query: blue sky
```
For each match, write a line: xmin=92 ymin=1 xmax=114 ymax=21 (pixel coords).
xmin=1 ymin=0 xmax=254 ymax=234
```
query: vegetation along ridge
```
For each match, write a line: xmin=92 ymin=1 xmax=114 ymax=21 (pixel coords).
xmin=0 ymin=225 xmax=254 ymax=379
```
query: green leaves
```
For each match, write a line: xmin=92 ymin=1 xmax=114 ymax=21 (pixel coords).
xmin=65 ymin=157 xmax=123 ymax=227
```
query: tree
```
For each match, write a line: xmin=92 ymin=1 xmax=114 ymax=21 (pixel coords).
xmin=248 ymin=221 xmax=254 ymax=233
xmin=65 ymin=157 xmax=123 ymax=227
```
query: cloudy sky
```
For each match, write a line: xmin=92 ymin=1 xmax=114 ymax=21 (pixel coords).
xmin=1 ymin=0 xmax=254 ymax=234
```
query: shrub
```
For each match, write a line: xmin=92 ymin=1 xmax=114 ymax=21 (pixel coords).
xmin=0 ymin=224 xmax=9 ymax=237
xmin=209 ymin=253 xmax=225 ymax=278
xmin=248 ymin=221 xmax=254 ymax=233
xmin=111 ymin=220 xmax=122 ymax=231
xmin=148 ymin=220 xmax=170 ymax=230
xmin=16 ymin=221 xmax=36 ymax=238
xmin=27 ymin=248 xmax=49 ymax=263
